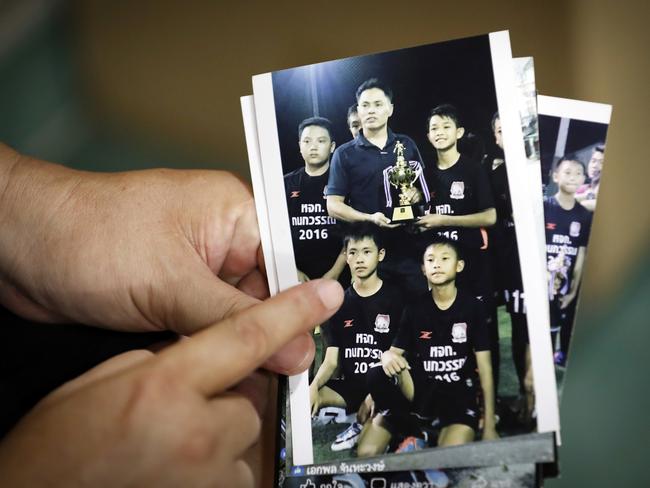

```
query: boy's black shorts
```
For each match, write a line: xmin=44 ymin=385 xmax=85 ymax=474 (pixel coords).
xmin=324 ymin=378 xmax=367 ymax=413
xmin=372 ymin=367 xmax=480 ymax=435
xmin=411 ymin=382 xmax=480 ymax=432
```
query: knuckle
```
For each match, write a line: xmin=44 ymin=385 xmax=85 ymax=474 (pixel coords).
xmin=176 ymin=426 xmax=218 ymax=465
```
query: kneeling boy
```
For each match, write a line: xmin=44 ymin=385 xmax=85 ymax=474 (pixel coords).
xmin=359 ymin=238 xmax=497 ymax=456
xmin=310 ymin=224 xmax=404 ymax=451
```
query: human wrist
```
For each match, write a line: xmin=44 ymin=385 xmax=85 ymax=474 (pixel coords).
xmin=0 ymin=146 xmax=85 ymax=292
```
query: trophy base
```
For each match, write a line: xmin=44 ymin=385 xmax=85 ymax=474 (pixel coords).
xmin=391 ymin=205 xmax=415 ymax=222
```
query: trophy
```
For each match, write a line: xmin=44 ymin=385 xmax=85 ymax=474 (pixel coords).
xmin=386 ymin=141 xmax=421 ymax=222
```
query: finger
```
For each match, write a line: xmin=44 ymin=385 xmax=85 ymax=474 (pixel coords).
xmin=210 ymin=393 xmax=262 ymax=457
xmin=42 ymin=349 xmax=154 ymax=406
xmin=231 ymin=459 xmax=255 ymax=488
xmin=396 ymin=356 xmax=409 ymax=370
xmin=229 ymin=370 xmax=272 ymax=417
xmin=263 ymin=332 xmax=315 ymax=375
xmin=236 ymin=269 xmax=269 ymax=300
xmin=158 ymin=279 xmax=343 ymax=397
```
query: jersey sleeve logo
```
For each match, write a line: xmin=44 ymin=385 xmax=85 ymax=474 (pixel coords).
xmin=374 ymin=314 xmax=390 ymax=333
xmin=450 ymin=181 xmax=465 ymax=200
xmin=290 ymin=190 xmax=300 ymax=198
xmin=343 ymin=319 xmax=354 ymax=328
xmin=419 ymin=330 xmax=432 ymax=339
xmin=451 ymin=322 xmax=467 ymax=343
xmin=569 ymin=221 xmax=581 ymax=237
xmin=546 ymin=222 xmax=557 ymax=230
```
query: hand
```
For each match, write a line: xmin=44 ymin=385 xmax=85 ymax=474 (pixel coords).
xmin=415 ymin=213 xmax=447 ymax=229
xmin=297 ymin=270 xmax=311 ymax=284
xmin=560 ymin=293 xmax=575 ymax=309
xmin=0 ymin=146 xmax=268 ymax=335
xmin=0 ymin=279 xmax=343 ymax=487
xmin=310 ymin=383 xmax=321 ymax=417
xmin=381 ymin=349 xmax=409 ymax=377
xmin=0 ymin=146 xmax=324 ymax=375
xmin=402 ymin=186 xmax=422 ymax=205
xmin=367 ymin=212 xmax=399 ymax=228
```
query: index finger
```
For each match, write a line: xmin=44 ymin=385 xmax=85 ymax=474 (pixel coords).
xmin=156 ymin=279 xmax=343 ymax=397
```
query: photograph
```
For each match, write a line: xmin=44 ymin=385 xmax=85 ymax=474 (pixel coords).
xmin=249 ymin=31 xmax=555 ymax=475
xmin=537 ymin=96 xmax=611 ymax=388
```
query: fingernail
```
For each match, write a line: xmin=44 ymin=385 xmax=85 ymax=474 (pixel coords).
xmin=315 ymin=280 xmax=343 ymax=310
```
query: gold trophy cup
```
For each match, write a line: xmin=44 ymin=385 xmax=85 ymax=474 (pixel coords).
xmin=387 ymin=141 xmax=420 ymax=222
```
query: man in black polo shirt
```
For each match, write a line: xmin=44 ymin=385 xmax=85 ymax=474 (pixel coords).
xmin=327 ymin=78 xmax=431 ymax=294
xmin=327 ymin=78 xmax=429 ymax=226
xmin=284 ymin=117 xmax=346 ymax=282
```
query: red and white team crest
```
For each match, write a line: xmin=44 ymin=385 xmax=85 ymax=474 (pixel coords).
xmin=374 ymin=314 xmax=390 ymax=334
xmin=569 ymin=221 xmax=581 ymax=237
xmin=450 ymin=181 xmax=465 ymax=199
xmin=451 ymin=322 xmax=467 ymax=343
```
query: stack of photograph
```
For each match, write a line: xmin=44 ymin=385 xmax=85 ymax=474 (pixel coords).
xmin=240 ymin=30 xmax=611 ymax=488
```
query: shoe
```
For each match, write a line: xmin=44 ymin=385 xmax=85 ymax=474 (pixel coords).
xmin=331 ymin=422 xmax=362 ymax=451
xmin=424 ymin=469 xmax=450 ymax=487
xmin=554 ymin=351 xmax=566 ymax=366
xmin=396 ymin=436 xmax=426 ymax=453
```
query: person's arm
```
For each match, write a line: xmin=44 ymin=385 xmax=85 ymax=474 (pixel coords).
xmin=327 ymin=195 xmax=396 ymax=227
xmin=380 ymin=346 xmax=408 ymax=376
xmin=560 ymin=246 xmax=587 ymax=309
xmin=309 ymin=346 xmax=339 ymax=415
xmin=321 ymin=247 xmax=348 ymax=281
xmin=416 ymin=207 xmax=496 ymax=229
xmin=476 ymin=350 xmax=499 ymax=440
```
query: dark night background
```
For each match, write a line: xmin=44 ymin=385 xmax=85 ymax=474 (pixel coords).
xmin=539 ymin=114 xmax=609 ymax=191
xmin=271 ymin=35 xmax=499 ymax=173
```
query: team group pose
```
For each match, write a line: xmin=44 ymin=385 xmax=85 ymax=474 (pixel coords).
xmin=282 ymin=77 xmax=554 ymax=458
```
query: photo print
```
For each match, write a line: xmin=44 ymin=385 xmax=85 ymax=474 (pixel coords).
xmin=245 ymin=31 xmax=556 ymax=476
xmin=537 ymin=95 xmax=612 ymax=388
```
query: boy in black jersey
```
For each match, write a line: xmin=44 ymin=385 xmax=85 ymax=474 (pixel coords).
xmin=347 ymin=104 xmax=361 ymax=139
xmin=310 ymin=224 xmax=403 ymax=451
xmin=359 ymin=238 xmax=497 ymax=456
xmin=284 ymin=117 xmax=347 ymax=282
xmin=487 ymin=113 xmax=533 ymax=421
xmin=544 ymin=158 xmax=592 ymax=366
xmin=415 ymin=104 xmax=499 ymax=390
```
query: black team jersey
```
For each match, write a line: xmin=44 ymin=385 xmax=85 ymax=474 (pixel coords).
xmin=393 ymin=290 xmax=490 ymax=391
xmin=284 ymin=167 xmax=341 ymax=279
xmin=424 ymin=154 xmax=495 ymax=250
xmin=544 ymin=196 xmax=592 ymax=300
xmin=323 ymin=282 xmax=403 ymax=382
xmin=486 ymin=158 xmax=525 ymax=311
